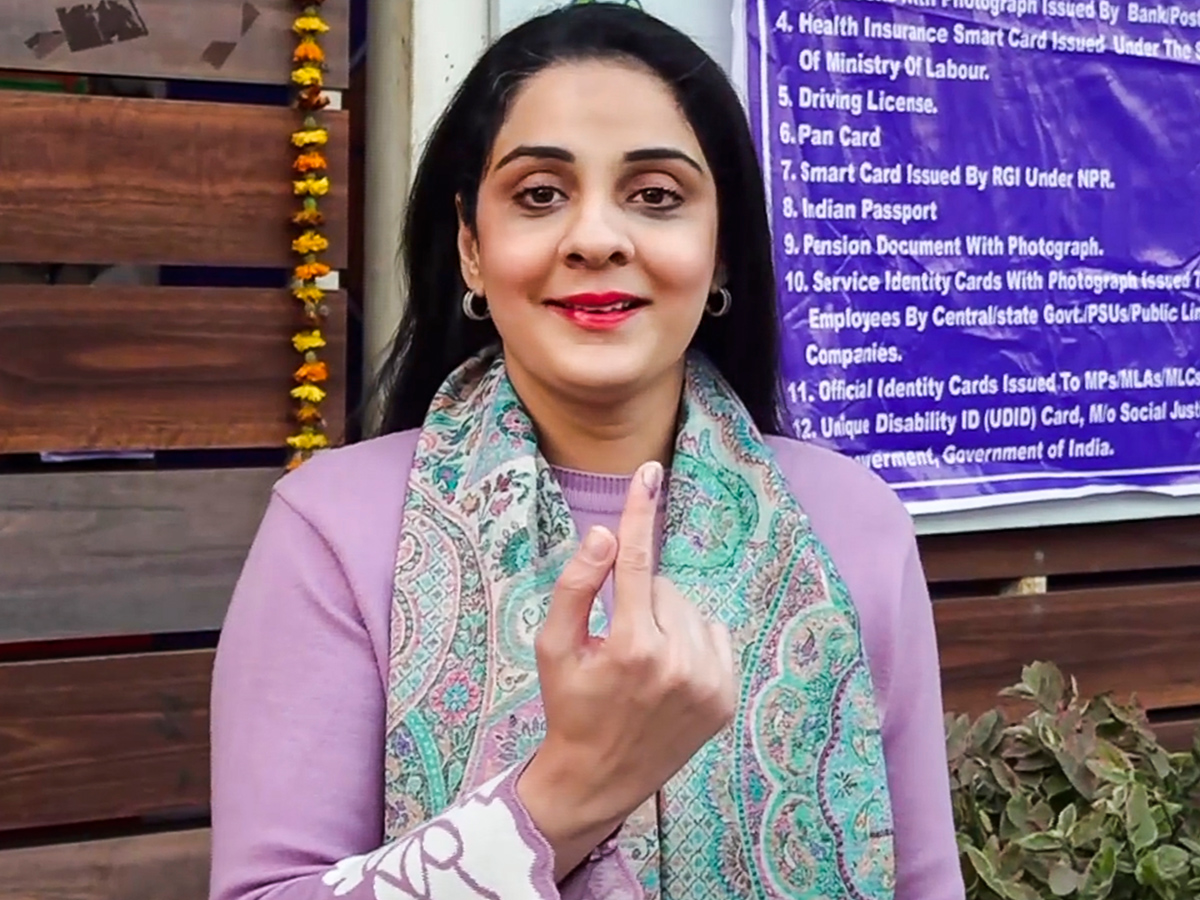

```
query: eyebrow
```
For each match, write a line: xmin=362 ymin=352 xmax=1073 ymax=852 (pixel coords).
xmin=492 ymin=144 xmax=704 ymax=173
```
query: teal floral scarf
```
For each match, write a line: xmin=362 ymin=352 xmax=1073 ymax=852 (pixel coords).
xmin=382 ymin=347 xmax=895 ymax=898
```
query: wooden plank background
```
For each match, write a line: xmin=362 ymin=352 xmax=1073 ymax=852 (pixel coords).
xmin=0 ymin=650 xmax=212 ymax=831
xmin=0 ymin=468 xmax=278 ymax=644
xmin=0 ymin=285 xmax=347 ymax=454
xmin=919 ymin=515 xmax=1200 ymax=583
xmin=936 ymin=581 xmax=1200 ymax=716
xmin=0 ymin=830 xmax=211 ymax=900
xmin=1 ymin=0 xmax=349 ymax=87
xmin=0 ymin=92 xmax=349 ymax=268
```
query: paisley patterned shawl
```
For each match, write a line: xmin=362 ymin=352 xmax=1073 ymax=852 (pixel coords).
xmin=384 ymin=346 xmax=896 ymax=898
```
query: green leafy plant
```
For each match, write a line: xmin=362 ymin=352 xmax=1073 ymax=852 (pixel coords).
xmin=947 ymin=662 xmax=1200 ymax=899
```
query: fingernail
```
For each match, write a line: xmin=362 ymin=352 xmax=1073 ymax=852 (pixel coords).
xmin=580 ymin=526 xmax=610 ymax=563
xmin=640 ymin=461 xmax=663 ymax=500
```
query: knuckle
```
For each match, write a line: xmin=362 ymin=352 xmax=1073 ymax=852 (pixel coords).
xmin=556 ymin=563 xmax=597 ymax=596
xmin=618 ymin=544 xmax=653 ymax=573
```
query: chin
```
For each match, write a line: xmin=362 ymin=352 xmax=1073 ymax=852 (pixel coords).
xmin=547 ymin=348 xmax=679 ymax=400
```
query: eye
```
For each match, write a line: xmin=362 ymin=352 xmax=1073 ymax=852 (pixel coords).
xmin=632 ymin=186 xmax=684 ymax=209
xmin=515 ymin=185 xmax=563 ymax=209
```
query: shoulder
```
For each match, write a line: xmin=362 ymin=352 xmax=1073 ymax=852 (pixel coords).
xmin=271 ymin=430 xmax=421 ymax=532
xmin=764 ymin=434 xmax=914 ymax=547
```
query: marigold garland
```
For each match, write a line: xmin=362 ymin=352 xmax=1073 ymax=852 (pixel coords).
xmin=288 ymin=1 xmax=333 ymax=470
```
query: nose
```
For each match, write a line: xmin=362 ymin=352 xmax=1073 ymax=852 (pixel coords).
xmin=559 ymin=196 xmax=634 ymax=270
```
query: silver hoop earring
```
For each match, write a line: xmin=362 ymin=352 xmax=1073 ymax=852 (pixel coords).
xmin=706 ymin=286 xmax=732 ymax=318
xmin=462 ymin=289 xmax=490 ymax=321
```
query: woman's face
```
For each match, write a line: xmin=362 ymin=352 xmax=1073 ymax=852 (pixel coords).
xmin=459 ymin=59 xmax=721 ymax=407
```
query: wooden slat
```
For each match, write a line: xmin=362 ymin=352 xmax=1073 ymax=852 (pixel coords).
xmin=936 ymin=581 xmax=1200 ymax=718
xmin=1150 ymin=717 xmax=1199 ymax=754
xmin=0 ymin=285 xmax=346 ymax=454
xmin=0 ymin=92 xmax=348 ymax=267
xmin=1 ymin=0 xmax=348 ymax=87
xmin=0 ymin=651 xmax=213 ymax=831
xmin=0 ymin=468 xmax=276 ymax=644
xmin=0 ymin=829 xmax=210 ymax=900
xmin=919 ymin=516 xmax=1200 ymax=583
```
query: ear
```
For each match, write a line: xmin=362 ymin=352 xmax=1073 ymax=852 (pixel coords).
xmin=456 ymin=194 xmax=483 ymax=294
xmin=710 ymin=260 xmax=729 ymax=293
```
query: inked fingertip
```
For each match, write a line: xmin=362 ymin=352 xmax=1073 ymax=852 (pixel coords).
xmin=639 ymin=461 xmax=664 ymax=500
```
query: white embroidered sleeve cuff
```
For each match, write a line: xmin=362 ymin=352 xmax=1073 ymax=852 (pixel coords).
xmin=319 ymin=765 xmax=564 ymax=899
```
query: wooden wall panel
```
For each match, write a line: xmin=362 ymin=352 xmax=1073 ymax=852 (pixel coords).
xmin=0 ymin=93 xmax=349 ymax=268
xmin=0 ymin=829 xmax=211 ymax=900
xmin=0 ymin=285 xmax=346 ymax=454
xmin=936 ymin=581 xmax=1200 ymax=718
xmin=0 ymin=651 xmax=213 ymax=830
xmin=0 ymin=468 xmax=276 ymax=644
xmin=1 ymin=0 xmax=348 ymax=87
xmin=919 ymin=516 xmax=1200 ymax=583
xmin=1150 ymin=718 xmax=1200 ymax=754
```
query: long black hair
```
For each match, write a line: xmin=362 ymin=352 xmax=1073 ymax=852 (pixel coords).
xmin=371 ymin=1 xmax=783 ymax=435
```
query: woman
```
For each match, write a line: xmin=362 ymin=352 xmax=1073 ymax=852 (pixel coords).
xmin=209 ymin=4 xmax=964 ymax=899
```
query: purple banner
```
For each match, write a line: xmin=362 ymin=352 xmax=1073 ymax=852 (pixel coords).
xmin=745 ymin=0 xmax=1200 ymax=509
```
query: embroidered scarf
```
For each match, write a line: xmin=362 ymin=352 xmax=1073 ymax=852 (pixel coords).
xmin=384 ymin=347 xmax=895 ymax=898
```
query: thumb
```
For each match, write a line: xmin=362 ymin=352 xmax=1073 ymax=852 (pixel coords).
xmin=539 ymin=526 xmax=616 ymax=656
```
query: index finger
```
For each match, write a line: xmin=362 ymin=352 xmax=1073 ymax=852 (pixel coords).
xmin=610 ymin=460 xmax=663 ymax=639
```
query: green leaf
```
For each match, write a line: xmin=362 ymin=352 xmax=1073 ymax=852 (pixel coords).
xmin=1151 ymin=845 xmax=1190 ymax=881
xmin=1049 ymin=861 xmax=1082 ymax=896
xmin=1017 ymin=831 xmax=1062 ymax=853
xmin=1058 ymin=804 xmax=1079 ymax=835
xmin=1126 ymin=784 xmax=1158 ymax=851
xmin=1080 ymin=841 xmax=1117 ymax=900
xmin=991 ymin=757 xmax=1023 ymax=795
xmin=970 ymin=709 xmax=1004 ymax=754
xmin=1069 ymin=809 xmax=1108 ymax=849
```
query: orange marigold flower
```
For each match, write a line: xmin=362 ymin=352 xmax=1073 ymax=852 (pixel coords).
xmin=295 ymin=262 xmax=332 ymax=281
xmin=294 ymin=361 xmax=330 ymax=383
xmin=292 ymin=208 xmax=326 ymax=227
xmin=293 ymin=38 xmax=325 ymax=65
xmin=286 ymin=453 xmax=306 ymax=471
xmin=295 ymin=404 xmax=324 ymax=425
xmin=293 ymin=151 xmax=328 ymax=174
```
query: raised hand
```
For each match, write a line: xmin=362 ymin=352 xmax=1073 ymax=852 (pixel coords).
xmin=517 ymin=461 xmax=736 ymax=879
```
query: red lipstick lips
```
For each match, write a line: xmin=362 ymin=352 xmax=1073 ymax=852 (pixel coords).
xmin=545 ymin=292 xmax=648 ymax=331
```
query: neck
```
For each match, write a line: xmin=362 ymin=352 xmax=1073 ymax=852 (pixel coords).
xmin=506 ymin=363 xmax=684 ymax=475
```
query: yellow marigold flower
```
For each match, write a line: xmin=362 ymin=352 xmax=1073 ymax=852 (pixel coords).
xmin=292 ymin=65 xmax=324 ymax=87
xmin=291 ymin=128 xmax=329 ymax=148
xmin=292 ymin=330 xmax=327 ymax=352
xmin=294 ymin=176 xmax=331 ymax=197
xmin=293 ymin=285 xmax=325 ymax=303
xmin=293 ymin=151 xmax=328 ymax=174
xmin=291 ymin=384 xmax=327 ymax=404
xmin=293 ymin=38 xmax=325 ymax=65
xmin=295 ymin=262 xmax=332 ymax=281
xmin=294 ymin=15 xmax=330 ymax=35
xmin=292 ymin=231 xmax=330 ymax=255
xmin=292 ymin=208 xmax=326 ymax=227
xmin=287 ymin=431 xmax=330 ymax=451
